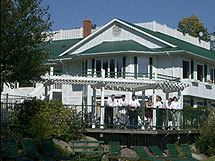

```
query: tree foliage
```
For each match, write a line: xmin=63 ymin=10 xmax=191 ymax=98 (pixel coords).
xmin=1 ymin=0 xmax=52 ymax=85
xmin=196 ymin=110 xmax=215 ymax=156
xmin=178 ymin=14 xmax=209 ymax=41
xmin=10 ymin=99 xmax=86 ymax=141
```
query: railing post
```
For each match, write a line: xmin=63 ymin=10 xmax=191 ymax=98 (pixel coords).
xmin=152 ymin=89 xmax=156 ymax=130
xmin=183 ymin=109 xmax=186 ymax=130
xmin=100 ymin=69 xmax=105 ymax=129
xmin=141 ymin=90 xmax=145 ymax=130
xmin=92 ymin=88 xmax=96 ymax=128
xmin=49 ymin=67 xmax=54 ymax=100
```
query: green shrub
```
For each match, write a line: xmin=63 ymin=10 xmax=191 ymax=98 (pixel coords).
xmin=10 ymin=99 xmax=86 ymax=141
xmin=196 ymin=110 xmax=215 ymax=156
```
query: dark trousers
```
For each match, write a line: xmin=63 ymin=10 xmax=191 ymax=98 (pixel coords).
xmin=156 ymin=108 xmax=164 ymax=129
xmin=128 ymin=110 xmax=138 ymax=128
xmin=105 ymin=106 xmax=113 ymax=127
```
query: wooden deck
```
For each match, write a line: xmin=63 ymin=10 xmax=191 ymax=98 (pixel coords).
xmin=85 ymin=128 xmax=199 ymax=150
xmin=86 ymin=128 xmax=199 ymax=135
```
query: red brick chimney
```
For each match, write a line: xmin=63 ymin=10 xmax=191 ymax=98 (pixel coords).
xmin=83 ymin=18 xmax=91 ymax=38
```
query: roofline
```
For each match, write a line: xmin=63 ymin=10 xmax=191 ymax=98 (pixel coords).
xmin=59 ymin=18 xmax=176 ymax=57
xmin=49 ymin=49 xmax=215 ymax=63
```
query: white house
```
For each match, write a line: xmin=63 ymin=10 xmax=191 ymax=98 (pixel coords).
xmin=3 ymin=18 xmax=215 ymax=109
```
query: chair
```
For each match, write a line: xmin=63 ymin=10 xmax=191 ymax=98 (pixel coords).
xmin=149 ymin=145 xmax=185 ymax=161
xmin=166 ymin=144 xmax=188 ymax=161
xmin=181 ymin=144 xmax=198 ymax=161
xmin=2 ymin=138 xmax=33 ymax=161
xmin=23 ymin=138 xmax=54 ymax=161
xmin=41 ymin=138 xmax=73 ymax=160
xmin=132 ymin=146 xmax=163 ymax=161
xmin=109 ymin=141 xmax=137 ymax=160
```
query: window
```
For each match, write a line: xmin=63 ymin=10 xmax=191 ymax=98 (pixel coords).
xmin=134 ymin=57 xmax=137 ymax=78
xmin=191 ymin=60 xmax=194 ymax=79
xmin=183 ymin=60 xmax=190 ymax=79
xmin=123 ymin=57 xmax=126 ymax=78
xmin=204 ymin=65 xmax=207 ymax=82
xmin=197 ymin=64 xmax=203 ymax=81
xmin=149 ymin=57 xmax=153 ymax=79
xmin=117 ymin=58 xmax=123 ymax=77
xmin=210 ymin=68 xmax=214 ymax=82
xmin=110 ymin=59 xmax=115 ymax=77
xmin=85 ymin=60 xmax=88 ymax=75
xmin=96 ymin=60 xmax=101 ymax=77
xmin=103 ymin=60 xmax=108 ymax=77
xmin=92 ymin=59 xmax=95 ymax=76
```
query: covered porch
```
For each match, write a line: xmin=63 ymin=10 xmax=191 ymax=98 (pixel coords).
xmin=40 ymin=69 xmax=209 ymax=130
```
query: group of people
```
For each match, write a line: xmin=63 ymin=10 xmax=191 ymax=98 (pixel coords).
xmin=146 ymin=96 xmax=181 ymax=129
xmin=105 ymin=94 xmax=140 ymax=128
xmin=105 ymin=94 xmax=182 ymax=129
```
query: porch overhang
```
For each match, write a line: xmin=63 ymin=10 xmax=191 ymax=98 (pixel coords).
xmin=41 ymin=75 xmax=188 ymax=93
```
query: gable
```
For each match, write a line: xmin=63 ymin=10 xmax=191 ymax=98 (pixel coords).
xmin=59 ymin=19 xmax=175 ymax=57
xmin=79 ymin=40 xmax=178 ymax=55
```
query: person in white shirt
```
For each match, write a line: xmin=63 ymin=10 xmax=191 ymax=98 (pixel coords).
xmin=117 ymin=95 xmax=128 ymax=126
xmin=170 ymin=97 xmax=180 ymax=129
xmin=105 ymin=94 xmax=118 ymax=128
xmin=165 ymin=98 xmax=172 ymax=110
xmin=156 ymin=96 xmax=165 ymax=129
xmin=128 ymin=95 xmax=140 ymax=128
xmin=165 ymin=98 xmax=172 ymax=129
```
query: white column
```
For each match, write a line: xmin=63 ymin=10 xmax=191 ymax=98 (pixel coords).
xmin=141 ymin=90 xmax=145 ymax=130
xmin=92 ymin=87 xmax=96 ymax=128
xmin=114 ymin=59 xmax=117 ymax=78
xmin=177 ymin=91 xmax=183 ymax=129
xmin=49 ymin=67 xmax=54 ymax=100
xmin=100 ymin=69 xmax=105 ymax=129
xmin=152 ymin=89 xmax=156 ymax=130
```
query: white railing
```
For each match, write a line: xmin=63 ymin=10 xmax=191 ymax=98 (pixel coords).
xmin=136 ymin=21 xmax=210 ymax=50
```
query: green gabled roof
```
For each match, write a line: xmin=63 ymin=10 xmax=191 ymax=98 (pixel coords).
xmin=79 ymin=40 xmax=178 ymax=55
xmin=118 ymin=18 xmax=215 ymax=60
xmin=45 ymin=38 xmax=83 ymax=59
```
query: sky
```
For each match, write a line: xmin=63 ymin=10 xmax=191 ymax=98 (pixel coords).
xmin=42 ymin=0 xmax=215 ymax=33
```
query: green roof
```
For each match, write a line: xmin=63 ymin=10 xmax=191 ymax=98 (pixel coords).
xmin=45 ymin=38 xmax=82 ymax=59
xmin=118 ymin=18 xmax=215 ymax=60
xmin=79 ymin=40 xmax=179 ymax=55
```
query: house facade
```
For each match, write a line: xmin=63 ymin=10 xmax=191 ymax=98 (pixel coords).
xmin=3 ymin=18 xmax=215 ymax=109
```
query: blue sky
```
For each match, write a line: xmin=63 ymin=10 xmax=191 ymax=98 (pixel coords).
xmin=43 ymin=0 xmax=215 ymax=33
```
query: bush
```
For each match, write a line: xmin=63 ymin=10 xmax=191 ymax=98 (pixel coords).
xmin=196 ymin=110 xmax=215 ymax=156
xmin=10 ymin=99 xmax=86 ymax=141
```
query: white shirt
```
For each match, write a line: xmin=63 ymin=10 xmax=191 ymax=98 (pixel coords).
xmin=156 ymin=101 xmax=163 ymax=109
xmin=129 ymin=99 xmax=140 ymax=111
xmin=170 ymin=101 xmax=179 ymax=110
xmin=118 ymin=99 xmax=128 ymax=114
xmin=106 ymin=97 xmax=118 ymax=107
xmin=118 ymin=99 xmax=128 ymax=107
xmin=165 ymin=100 xmax=172 ymax=109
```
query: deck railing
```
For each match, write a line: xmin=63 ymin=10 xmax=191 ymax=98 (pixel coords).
xmin=53 ymin=70 xmax=180 ymax=82
xmin=2 ymin=102 xmax=207 ymax=130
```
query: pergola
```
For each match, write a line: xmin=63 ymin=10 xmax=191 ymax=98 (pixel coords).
xmin=41 ymin=69 xmax=189 ymax=129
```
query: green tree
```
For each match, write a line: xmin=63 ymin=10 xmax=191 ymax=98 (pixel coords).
xmin=196 ymin=111 xmax=215 ymax=156
xmin=178 ymin=14 xmax=209 ymax=41
xmin=1 ymin=0 xmax=52 ymax=88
